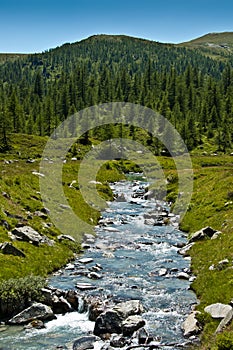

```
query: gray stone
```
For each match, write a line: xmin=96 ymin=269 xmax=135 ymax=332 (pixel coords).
xmin=177 ymin=272 xmax=190 ymax=280
xmin=87 ymin=272 xmax=102 ymax=280
xmin=204 ymin=303 xmax=232 ymax=319
xmin=110 ymin=334 xmax=128 ymax=348
xmin=215 ymin=309 xmax=233 ymax=334
xmin=189 ymin=226 xmax=218 ymax=243
xmin=113 ymin=300 xmax=144 ymax=319
xmin=122 ymin=315 xmax=145 ymax=336
xmin=158 ymin=268 xmax=167 ymax=277
xmin=217 ymin=259 xmax=229 ymax=270
xmin=138 ymin=327 xmax=154 ymax=345
xmin=34 ymin=211 xmax=48 ymax=219
xmin=73 ymin=336 xmax=96 ymax=350
xmin=78 ymin=258 xmax=94 ymax=264
xmin=58 ymin=234 xmax=76 ymax=242
xmin=11 ymin=226 xmax=54 ymax=246
xmin=76 ymin=283 xmax=96 ymax=291
xmin=178 ymin=243 xmax=195 ymax=256
xmin=88 ymin=299 xmax=105 ymax=321
xmin=94 ymin=310 xmax=122 ymax=336
xmin=0 ymin=242 xmax=25 ymax=257
xmin=24 ymin=319 xmax=45 ymax=329
xmin=182 ymin=311 xmax=201 ymax=337
xmin=51 ymin=295 xmax=72 ymax=314
xmin=8 ymin=303 xmax=55 ymax=325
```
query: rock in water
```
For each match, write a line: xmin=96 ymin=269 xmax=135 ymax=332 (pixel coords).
xmin=122 ymin=315 xmax=145 ymax=336
xmin=8 ymin=303 xmax=55 ymax=325
xmin=113 ymin=300 xmax=144 ymax=319
xmin=182 ymin=311 xmax=201 ymax=337
xmin=73 ymin=336 xmax=96 ymax=350
xmin=94 ymin=310 xmax=122 ymax=336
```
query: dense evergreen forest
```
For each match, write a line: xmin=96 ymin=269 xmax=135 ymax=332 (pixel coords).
xmin=0 ymin=34 xmax=233 ymax=153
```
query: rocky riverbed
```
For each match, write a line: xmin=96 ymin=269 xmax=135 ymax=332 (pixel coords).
xmin=0 ymin=176 xmax=198 ymax=349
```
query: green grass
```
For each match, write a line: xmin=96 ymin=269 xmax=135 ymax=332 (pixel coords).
xmin=0 ymin=134 xmax=124 ymax=282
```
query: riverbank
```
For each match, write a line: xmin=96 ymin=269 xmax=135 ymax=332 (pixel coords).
xmin=0 ymin=134 xmax=233 ymax=348
xmin=0 ymin=177 xmax=197 ymax=349
xmin=179 ymin=155 xmax=233 ymax=348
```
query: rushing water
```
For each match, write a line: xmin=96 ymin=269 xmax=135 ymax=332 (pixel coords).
xmin=0 ymin=177 xmax=196 ymax=350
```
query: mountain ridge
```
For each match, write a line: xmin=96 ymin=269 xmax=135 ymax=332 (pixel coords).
xmin=2 ymin=31 xmax=233 ymax=57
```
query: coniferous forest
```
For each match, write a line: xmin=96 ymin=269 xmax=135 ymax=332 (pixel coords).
xmin=0 ymin=34 xmax=233 ymax=153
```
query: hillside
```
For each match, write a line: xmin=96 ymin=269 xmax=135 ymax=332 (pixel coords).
xmin=0 ymin=33 xmax=232 ymax=155
xmin=179 ymin=32 xmax=233 ymax=60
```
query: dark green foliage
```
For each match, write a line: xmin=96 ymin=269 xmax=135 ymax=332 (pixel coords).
xmin=0 ymin=35 xmax=232 ymax=152
xmin=216 ymin=332 xmax=233 ymax=350
xmin=0 ymin=275 xmax=46 ymax=318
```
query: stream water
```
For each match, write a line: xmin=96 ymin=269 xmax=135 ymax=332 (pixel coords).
xmin=0 ymin=176 xmax=196 ymax=350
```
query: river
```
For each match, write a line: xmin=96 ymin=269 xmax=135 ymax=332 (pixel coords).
xmin=0 ymin=176 xmax=196 ymax=349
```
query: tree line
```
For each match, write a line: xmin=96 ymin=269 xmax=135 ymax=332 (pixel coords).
xmin=0 ymin=35 xmax=232 ymax=153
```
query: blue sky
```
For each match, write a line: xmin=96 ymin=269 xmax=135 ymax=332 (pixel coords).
xmin=1 ymin=0 xmax=233 ymax=53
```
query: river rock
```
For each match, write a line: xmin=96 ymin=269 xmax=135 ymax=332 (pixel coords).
xmin=76 ymin=283 xmax=96 ymax=291
xmin=87 ymin=272 xmax=102 ymax=280
xmin=115 ymin=194 xmax=127 ymax=202
xmin=122 ymin=315 xmax=145 ymax=336
xmin=78 ymin=258 xmax=94 ymax=264
xmin=182 ymin=311 xmax=201 ymax=337
xmin=178 ymin=243 xmax=194 ymax=256
xmin=65 ymin=290 xmax=80 ymax=310
xmin=11 ymin=226 xmax=54 ymax=246
xmin=94 ymin=310 xmax=122 ymax=336
xmin=204 ymin=303 xmax=232 ymax=319
xmin=51 ymin=295 xmax=72 ymax=314
xmin=0 ymin=242 xmax=26 ymax=257
xmin=73 ymin=336 xmax=96 ymax=350
xmin=177 ymin=272 xmax=190 ymax=280
xmin=158 ymin=268 xmax=167 ymax=277
xmin=138 ymin=327 xmax=154 ymax=344
xmin=110 ymin=334 xmax=128 ymax=348
xmin=89 ymin=299 xmax=105 ymax=321
xmin=8 ymin=303 xmax=55 ymax=325
xmin=113 ymin=300 xmax=144 ymax=319
xmin=24 ymin=319 xmax=45 ymax=329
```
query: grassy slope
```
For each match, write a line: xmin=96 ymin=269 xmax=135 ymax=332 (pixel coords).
xmin=179 ymin=155 xmax=233 ymax=349
xmin=136 ymin=154 xmax=233 ymax=348
xmin=0 ymin=134 xmax=124 ymax=281
xmin=178 ymin=32 xmax=233 ymax=60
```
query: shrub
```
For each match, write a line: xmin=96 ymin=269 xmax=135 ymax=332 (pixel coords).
xmin=0 ymin=275 xmax=46 ymax=305
xmin=216 ymin=332 xmax=233 ymax=350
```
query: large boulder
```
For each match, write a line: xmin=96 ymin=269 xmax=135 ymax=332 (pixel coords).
xmin=93 ymin=300 xmax=144 ymax=338
xmin=122 ymin=315 xmax=145 ymax=336
xmin=215 ymin=309 xmax=233 ymax=334
xmin=94 ymin=310 xmax=122 ymax=336
xmin=189 ymin=227 xmax=218 ymax=243
xmin=11 ymin=226 xmax=54 ymax=246
xmin=204 ymin=303 xmax=232 ymax=319
xmin=51 ymin=295 xmax=72 ymax=314
xmin=182 ymin=311 xmax=201 ymax=337
xmin=8 ymin=303 xmax=55 ymax=325
xmin=0 ymin=242 xmax=25 ymax=257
